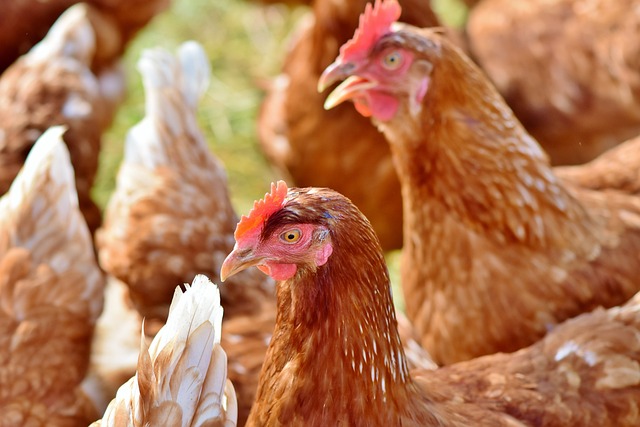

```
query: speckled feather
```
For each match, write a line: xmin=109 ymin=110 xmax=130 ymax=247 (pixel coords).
xmin=0 ymin=127 xmax=105 ymax=425
xmin=0 ymin=4 xmax=126 ymax=233
xmin=242 ymin=186 xmax=640 ymax=426
xmin=358 ymin=27 xmax=640 ymax=365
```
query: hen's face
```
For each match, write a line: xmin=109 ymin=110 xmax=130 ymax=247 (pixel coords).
xmin=319 ymin=31 xmax=434 ymax=122
xmin=221 ymin=221 xmax=333 ymax=282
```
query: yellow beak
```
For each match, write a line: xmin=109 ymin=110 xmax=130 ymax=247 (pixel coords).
xmin=220 ymin=246 xmax=264 ymax=282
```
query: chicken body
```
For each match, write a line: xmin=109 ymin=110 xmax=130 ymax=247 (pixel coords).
xmin=0 ymin=127 xmax=105 ymax=426
xmin=258 ymin=0 xmax=440 ymax=250
xmin=0 ymin=4 xmax=127 ymax=233
xmin=96 ymin=41 xmax=275 ymax=425
xmin=320 ymin=0 xmax=640 ymax=364
xmin=92 ymin=275 xmax=237 ymax=427
xmin=222 ymin=183 xmax=640 ymax=427
xmin=467 ymin=0 xmax=640 ymax=165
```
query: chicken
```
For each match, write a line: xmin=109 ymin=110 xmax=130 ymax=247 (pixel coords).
xmin=0 ymin=0 xmax=169 ymax=73
xmin=95 ymin=41 xmax=275 ymax=426
xmin=466 ymin=0 xmax=640 ymax=165
xmin=0 ymin=126 xmax=105 ymax=425
xmin=97 ymin=40 xmax=275 ymax=325
xmin=221 ymin=181 xmax=640 ymax=426
xmin=319 ymin=0 xmax=640 ymax=365
xmin=91 ymin=275 xmax=237 ymax=427
xmin=258 ymin=0 xmax=441 ymax=250
xmin=0 ymin=3 xmax=127 ymax=233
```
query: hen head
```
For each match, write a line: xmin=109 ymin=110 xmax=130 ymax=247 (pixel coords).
xmin=221 ymin=181 xmax=334 ymax=282
xmin=318 ymin=0 xmax=443 ymax=121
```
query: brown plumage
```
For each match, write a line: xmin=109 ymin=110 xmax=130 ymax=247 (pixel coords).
xmin=319 ymin=1 xmax=640 ymax=365
xmin=0 ymin=127 xmax=105 ymax=425
xmin=466 ymin=0 xmax=640 ymax=165
xmin=0 ymin=0 xmax=169 ymax=74
xmin=91 ymin=275 xmax=237 ymax=427
xmin=555 ymin=133 xmax=640 ymax=195
xmin=0 ymin=4 xmax=126 ymax=233
xmin=96 ymin=41 xmax=275 ymax=323
xmin=258 ymin=0 xmax=440 ymax=250
xmin=222 ymin=183 xmax=640 ymax=426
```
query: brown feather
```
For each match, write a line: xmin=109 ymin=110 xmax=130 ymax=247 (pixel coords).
xmin=467 ymin=0 xmax=640 ymax=165
xmin=365 ymin=28 xmax=640 ymax=364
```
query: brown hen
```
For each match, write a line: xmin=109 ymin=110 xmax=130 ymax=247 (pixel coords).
xmin=0 ymin=4 xmax=127 ymax=233
xmin=320 ymin=0 xmax=640 ymax=365
xmin=467 ymin=0 xmax=640 ymax=165
xmin=258 ymin=0 xmax=441 ymax=250
xmin=222 ymin=181 xmax=640 ymax=427
xmin=0 ymin=127 xmax=105 ymax=426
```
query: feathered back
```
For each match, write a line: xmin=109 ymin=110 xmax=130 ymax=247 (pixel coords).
xmin=0 ymin=126 xmax=105 ymax=424
xmin=94 ymin=275 xmax=237 ymax=426
xmin=0 ymin=3 xmax=126 ymax=233
xmin=0 ymin=125 xmax=104 ymax=318
xmin=97 ymin=41 xmax=270 ymax=321
xmin=125 ymin=41 xmax=216 ymax=172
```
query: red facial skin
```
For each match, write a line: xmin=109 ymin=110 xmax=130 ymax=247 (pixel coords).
xmin=222 ymin=223 xmax=333 ymax=282
xmin=321 ymin=47 xmax=426 ymax=122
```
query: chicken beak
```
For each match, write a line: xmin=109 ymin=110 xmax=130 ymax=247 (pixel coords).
xmin=318 ymin=61 xmax=375 ymax=110
xmin=220 ymin=247 xmax=263 ymax=282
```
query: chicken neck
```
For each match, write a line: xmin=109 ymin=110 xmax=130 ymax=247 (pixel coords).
xmin=248 ymin=205 xmax=437 ymax=425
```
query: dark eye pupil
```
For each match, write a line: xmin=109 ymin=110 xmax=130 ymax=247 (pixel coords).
xmin=287 ymin=234 xmax=294 ymax=240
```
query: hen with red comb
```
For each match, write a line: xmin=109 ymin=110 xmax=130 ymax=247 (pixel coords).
xmin=222 ymin=182 xmax=640 ymax=426
xmin=319 ymin=0 xmax=640 ymax=370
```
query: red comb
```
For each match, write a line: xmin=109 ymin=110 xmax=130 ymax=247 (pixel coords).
xmin=339 ymin=0 xmax=402 ymax=62
xmin=235 ymin=181 xmax=288 ymax=240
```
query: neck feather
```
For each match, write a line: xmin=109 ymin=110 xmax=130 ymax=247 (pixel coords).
xmin=380 ymin=44 xmax=588 ymax=248
xmin=251 ymin=210 xmax=427 ymax=424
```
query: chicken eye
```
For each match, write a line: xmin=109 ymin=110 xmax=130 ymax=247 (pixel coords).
xmin=382 ymin=51 xmax=403 ymax=70
xmin=280 ymin=229 xmax=302 ymax=244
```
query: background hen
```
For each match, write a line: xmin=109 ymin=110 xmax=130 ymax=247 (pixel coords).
xmin=0 ymin=127 xmax=105 ymax=425
xmin=222 ymin=182 xmax=640 ymax=426
xmin=320 ymin=0 xmax=640 ymax=365
xmin=466 ymin=0 xmax=640 ymax=165
xmin=92 ymin=275 xmax=237 ymax=427
xmin=0 ymin=4 xmax=127 ymax=233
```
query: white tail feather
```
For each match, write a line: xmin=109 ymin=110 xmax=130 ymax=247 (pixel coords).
xmin=96 ymin=275 xmax=237 ymax=426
